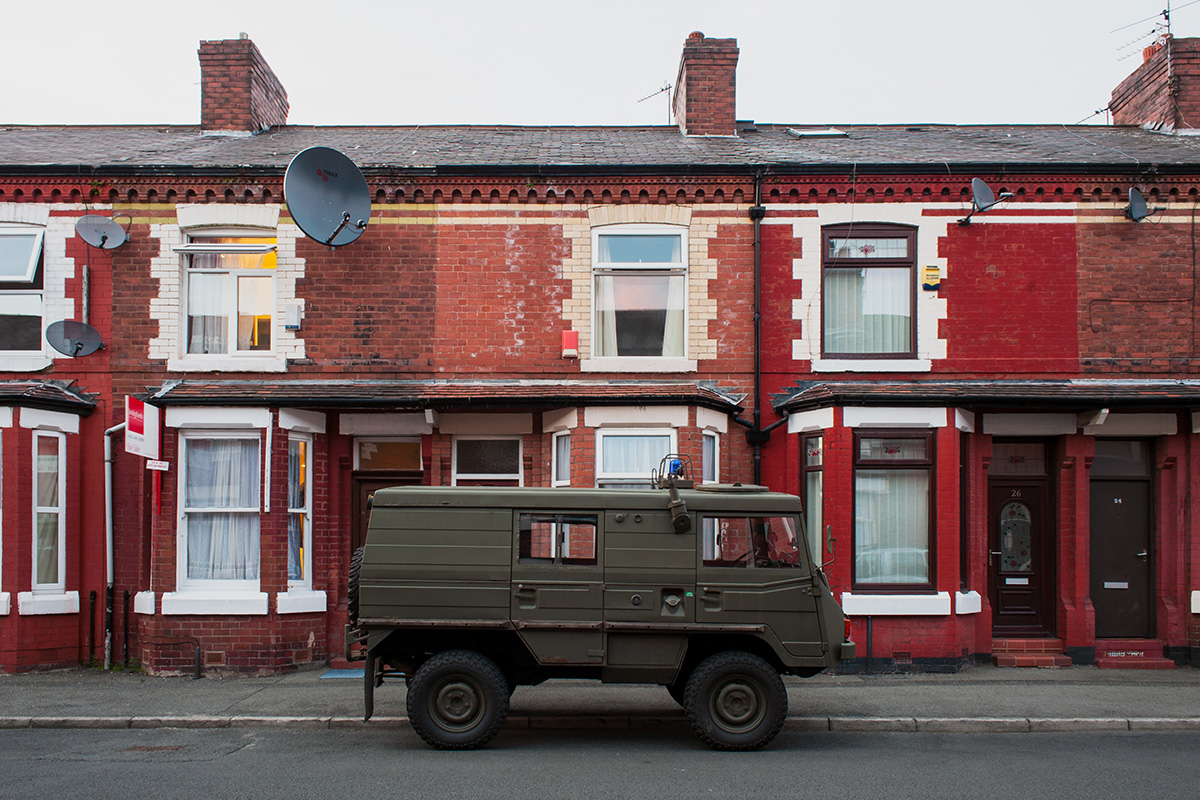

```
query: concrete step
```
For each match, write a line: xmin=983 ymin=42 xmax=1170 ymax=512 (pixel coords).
xmin=992 ymin=637 xmax=1070 ymax=667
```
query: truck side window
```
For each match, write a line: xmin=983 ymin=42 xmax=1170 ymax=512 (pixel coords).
xmin=701 ymin=516 xmax=802 ymax=569
xmin=518 ymin=512 xmax=598 ymax=565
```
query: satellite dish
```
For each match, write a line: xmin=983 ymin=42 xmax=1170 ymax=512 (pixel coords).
xmin=1125 ymin=187 xmax=1161 ymax=222
xmin=45 ymin=320 xmax=104 ymax=357
xmin=284 ymin=146 xmax=371 ymax=246
xmin=958 ymin=178 xmax=1015 ymax=226
xmin=76 ymin=214 xmax=128 ymax=249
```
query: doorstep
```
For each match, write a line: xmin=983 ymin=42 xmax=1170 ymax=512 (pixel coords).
xmin=1094 ymin=639 xmax=1175 ymax=670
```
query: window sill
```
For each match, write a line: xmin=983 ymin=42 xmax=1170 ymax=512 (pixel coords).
xmin=812 ymin=359 xmax=931 ymax=373
xmin=1192 ymin=590 xmax=1199 ymax=614
xmin=840 ymin=591 xmax=951 ymax=616
xmin=277 ymin=588 xmax=327 ymax=614
xmin=161 ymin=590 xmax=268 ymax=615
xmin=580 ymin=357 xmax=696 ymax=373
xmin=17 ymin=590 xmax=80 ymax=616
xmin=134 ymin=591 xmax=156 ymax=615
xmin=955 ymin=591 xmax=982 ymax=615
xmin=0 ymin=355 xmax=53 ymax=373
xmin=167 ymin=355 xmax=287 ymax=373
xmin=0 ymin=592 xmax=9 ymax=615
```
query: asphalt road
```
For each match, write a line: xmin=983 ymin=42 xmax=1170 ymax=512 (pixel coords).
xmin=4 ymin=728 xmax=1199 ymax=800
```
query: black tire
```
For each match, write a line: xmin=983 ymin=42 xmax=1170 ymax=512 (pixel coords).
xmin=406 ymin=650 xmax=510 ymax=750
xmin=683 ymin=651 xmax=787 ymax=750
xmin=347 ymin=546 xmax=364 ymax=625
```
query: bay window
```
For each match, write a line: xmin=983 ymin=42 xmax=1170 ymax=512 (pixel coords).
xmin=180 ymin=435 xmax=261 ymax=584
xmin=853 ymin=431 xmax=933 ymax=587
xmin=33 ymin=431 xmax=65 ymax=592
xmin=453 ymin=437 xmax=522 ymax=486
xmin=287 ymin=435 xmax=312 ymax=587
xmin=596 ymin=430 xmax=674 ymax=488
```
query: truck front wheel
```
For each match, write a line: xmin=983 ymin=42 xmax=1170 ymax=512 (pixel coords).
xmin=683 ymin=651 xmax=787 ymax=750
xmin=406 ymin=650 xmax=510 ymax=749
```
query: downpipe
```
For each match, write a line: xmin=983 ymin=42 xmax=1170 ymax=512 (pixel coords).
xmin=104 ymin=422 xmax=126 ymax=670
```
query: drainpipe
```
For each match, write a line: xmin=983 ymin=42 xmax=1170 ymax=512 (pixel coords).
xmin=733 ymin=172 xmax=787 ymax=485
xmin=104 ymin=422 xmax=125 ymax=670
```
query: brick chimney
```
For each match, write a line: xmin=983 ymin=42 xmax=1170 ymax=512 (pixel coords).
xmin=198 ymin=35 xmax=289 ymax=132
xmin=672 ymin=32 xmax=739 ymax=136
xmin=1110 ymin=36 xmax=1200 ymax=130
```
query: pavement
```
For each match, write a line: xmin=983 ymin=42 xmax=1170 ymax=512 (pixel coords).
xmin=1 ymin=663 xmax=1198 ymax=734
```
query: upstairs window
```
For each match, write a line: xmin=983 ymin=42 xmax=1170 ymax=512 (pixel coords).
xmin=822 ymin=224 xmax=916 ymax=359
xmin=179 ymin=235 xmax=277 ymax=356
xmin=0 ymin=226 xmax=45 ymax=353
xmin=593 ymin=226 xmax=687 ymax=358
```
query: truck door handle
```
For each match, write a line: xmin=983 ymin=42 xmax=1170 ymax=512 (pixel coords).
xmin=514 ymin=585 xmax=537 ymax=608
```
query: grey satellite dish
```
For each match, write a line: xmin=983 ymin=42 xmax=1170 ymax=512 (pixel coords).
xmin=958 ymin=178 xmax=1014 ymax=225
xmin=45 ymin=320 xmax=104 ymax=357
xmin=1125 ymin=187 xmax=1161 ymax=222
xmin=284 ymin=146 xmax=371 ymax=246
xmin=76 ymin=214 xmax=128 ymax=249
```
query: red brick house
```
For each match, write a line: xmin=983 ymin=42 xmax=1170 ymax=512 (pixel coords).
xmin=0 ymin=32 xmax=1197 ymax=673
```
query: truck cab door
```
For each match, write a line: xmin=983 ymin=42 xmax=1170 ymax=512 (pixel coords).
xmin=696 ymin=513 xmax=825 ymax=659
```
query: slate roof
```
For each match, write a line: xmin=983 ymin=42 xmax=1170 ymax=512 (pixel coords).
xmin=772 ymin=380 xmax=1200 ymax=413
xmin=147 ymin=379 xmax=745 ymax=413
xmin=3 ymin=123 xmax=1200 ymax=173
xmin=0 ymin=381 xmax=96 ymax=414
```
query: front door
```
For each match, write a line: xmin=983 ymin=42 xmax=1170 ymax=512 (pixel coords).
xmin=352 ymin=472 xmax=421 ymax=552
xmin=988 ymin=480 xmax=1054 ymax=635
xmin=1089 ymin=440 xmax=1154 ymax=638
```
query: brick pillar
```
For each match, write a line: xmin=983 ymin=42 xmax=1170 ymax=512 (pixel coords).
xmin=198 ymin=36 xmax=289 ymax=132
xmin=672 ymin=32 xmax=739 ymax=136
xmin=1110 ymin=36 xmax=1200 ymax=130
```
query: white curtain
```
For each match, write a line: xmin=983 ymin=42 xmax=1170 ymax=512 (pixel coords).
xmin=825 ymin=268 xmax=910 ymax=354
xmin=186 ymin=439 xmax=260 ymax=580
xmin=854 ymin=469 xmax=929 ymax=584
xmin=602 ymin=434 xmax=670 ymax=476
xmin=187 ymin=273 xmax=228 ymax=354
xmin=595 ymin=275 xmax=618 ymax=356
xmin=663 ymin=273 xmax=685 ymax=357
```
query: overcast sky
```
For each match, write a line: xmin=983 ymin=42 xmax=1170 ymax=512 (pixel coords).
xmin=3 ymin=0 xmax=1196 ymax=127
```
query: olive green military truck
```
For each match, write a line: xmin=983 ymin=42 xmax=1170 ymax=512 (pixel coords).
xmin=345 ymin=466 xmax=854 ymax=751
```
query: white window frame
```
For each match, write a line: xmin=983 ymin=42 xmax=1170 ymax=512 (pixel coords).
xmin=177 ymin=230 xmax=279 ymax=362
xmin=0 ymin=225 xmax=46 ymax=358
xmin=595 ymin=428 xmax=677 ymax=488
xmin=166 ymin=430 xmax=268 ymax=614
xmin=452 ymin=436 xmax=524 ymax=486
xmin=31 ymin=430 xmax=66 ymax=594
xmin=287 ymin=433 xmax=313 ymax=589
xmin=589 ymin=223 xmax=690 ymax=370
xmin=702 ymin=431 xmax=719 ymax=484
xmin=552 ymin=431 xmax=571 ymax=487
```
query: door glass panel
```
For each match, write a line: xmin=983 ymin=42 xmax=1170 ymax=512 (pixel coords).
xmin=999 ymin=500 xmax=1032 ymax=572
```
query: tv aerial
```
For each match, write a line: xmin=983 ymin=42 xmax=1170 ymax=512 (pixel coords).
xmin=75 ymin=213 xmax=130 ymax=249
xmin=284 ymin=146 xmax=371 ymax=246
xmin=45 ymin=319 xmax=104 ymax=357
xmin=958 ymin=178 xmax=1014 ymax=226
xmin=1125 ymin=187 xmax=1162 ymax=222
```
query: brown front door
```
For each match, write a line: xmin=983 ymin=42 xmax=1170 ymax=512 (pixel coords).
xmin=352 ymin=472 xmax=422 ymax=552
xmin=989 ymin=480 xmax=1054 ymax=635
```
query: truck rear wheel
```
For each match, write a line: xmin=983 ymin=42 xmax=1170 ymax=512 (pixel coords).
xmin=406 ymin=650 xmax=509 ymax=749
xmin=683 ymin=651 xmax=787 ymax=750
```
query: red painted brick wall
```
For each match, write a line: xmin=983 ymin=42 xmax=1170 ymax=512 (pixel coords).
xmin=939 ymin=222 xmax=1079 ymax=374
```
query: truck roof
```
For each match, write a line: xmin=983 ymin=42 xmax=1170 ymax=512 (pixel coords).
xmin=370 ymin=484 xmax=804 ymax=514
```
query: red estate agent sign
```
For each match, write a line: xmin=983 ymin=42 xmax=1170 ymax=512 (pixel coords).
xmin=125 ymin=396 xmax=160 ymax=460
